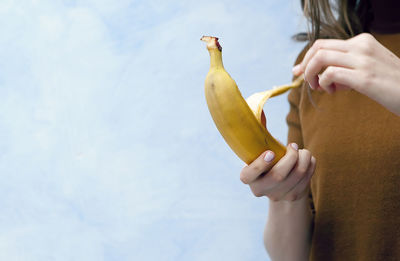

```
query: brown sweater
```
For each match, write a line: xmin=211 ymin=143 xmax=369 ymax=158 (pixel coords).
xmin=286 ymin=35 xmax=400 ymax=260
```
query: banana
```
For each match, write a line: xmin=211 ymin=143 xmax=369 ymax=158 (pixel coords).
xmin=201 ymin=36 xmax=304 ymax=165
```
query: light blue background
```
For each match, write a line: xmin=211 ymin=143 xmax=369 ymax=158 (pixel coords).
xmin=0 ymin=0 xmax=306 ymax=260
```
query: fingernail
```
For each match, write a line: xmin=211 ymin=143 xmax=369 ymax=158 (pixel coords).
xmin=264 ymin=151 xmax=275 ymax=163
xmin=291 ymin=143 xmax=299 ymax=151
xmin=292 ymin=64 xmax=302 ymax=75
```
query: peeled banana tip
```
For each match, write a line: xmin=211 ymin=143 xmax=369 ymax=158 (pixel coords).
xmin=200 ymin=35 xmax=222 ymax=52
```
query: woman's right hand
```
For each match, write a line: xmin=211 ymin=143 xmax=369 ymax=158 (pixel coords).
xmin=240 ymin=143 xmax=316 ymax=201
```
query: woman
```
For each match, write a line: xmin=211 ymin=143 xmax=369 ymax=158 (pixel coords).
xmin=240 ymin=0 xmax=400 ymax=260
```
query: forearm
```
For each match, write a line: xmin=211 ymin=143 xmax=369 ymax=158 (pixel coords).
xmin=264 ymin=194 xmax=313 ymax=261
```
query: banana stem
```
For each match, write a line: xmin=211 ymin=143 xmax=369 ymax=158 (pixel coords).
xmin=269 ymin=75 xmax=304 ymax=98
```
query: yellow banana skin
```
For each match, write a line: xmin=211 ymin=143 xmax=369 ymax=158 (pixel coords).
xmin=201 ymin=36 xmax=303 ymax=165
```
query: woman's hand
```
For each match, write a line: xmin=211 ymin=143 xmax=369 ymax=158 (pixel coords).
xmin=292 ymin=33 xmax=400 ymax=116
xmin=240 ymin=143 xmax=316 ymax=201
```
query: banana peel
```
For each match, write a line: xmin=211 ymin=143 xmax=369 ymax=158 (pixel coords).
xmin=246 ymin=75 xmax=304 ymax=124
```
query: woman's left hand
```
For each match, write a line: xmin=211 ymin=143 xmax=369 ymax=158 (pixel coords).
xmin=292 ymin=33 xmax=400 ymax=116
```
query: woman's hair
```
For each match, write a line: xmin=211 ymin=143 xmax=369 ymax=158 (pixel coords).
xmin=296 ymin=0 xmax=373 ymax=43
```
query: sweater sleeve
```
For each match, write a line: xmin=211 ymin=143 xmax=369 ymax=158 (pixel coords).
xmin=286 ymin=85 xmax=304 ymax=148
xmin=286 ymin=46 xmax=316 ymax=220
xmin=286 ymin=46 xmax=308 ymax=148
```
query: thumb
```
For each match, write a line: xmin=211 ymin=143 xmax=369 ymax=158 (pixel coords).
xmin=288 ymin=142 xmax=299 ymax=151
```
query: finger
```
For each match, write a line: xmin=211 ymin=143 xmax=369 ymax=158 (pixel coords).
xmin=292 ymin=64 xmax=302 ymax=76
xmin=240 ymin=150 xmax=276 ymax=184
xmin=318 ymin=66 xmax=357 ymax=93
xmin=283 ymin=156 xmax=316 ymax=201
xmin=299 ymin=39 xmax=350 ymax=74
xmin=304 ymin=50 xmax=355 ymax=90
xmin=249 ymin=143 xmax=299 ymax=195
xmin=267 ymin=149 xmax=312 ymax=201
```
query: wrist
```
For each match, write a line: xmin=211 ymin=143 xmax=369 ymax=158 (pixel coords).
xmin=268 ymin=189 xmax=310 ymax=214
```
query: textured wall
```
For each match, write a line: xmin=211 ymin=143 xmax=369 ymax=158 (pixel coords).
xmin=0 ymin=0 xmax=305 ymax=260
